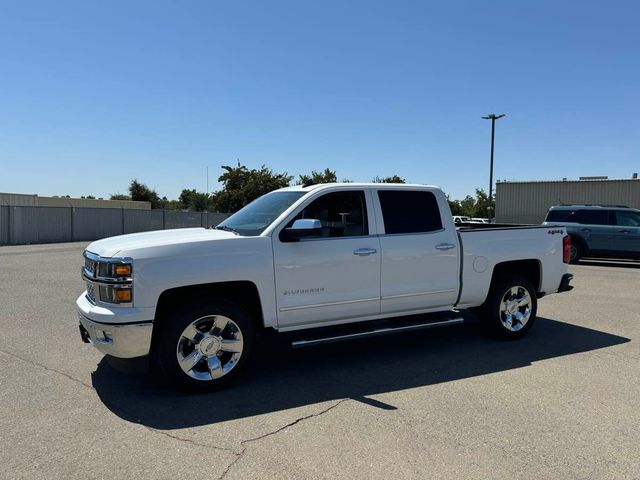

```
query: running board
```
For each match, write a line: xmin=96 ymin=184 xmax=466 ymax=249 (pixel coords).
xmin=291 ymin=316 xmax=464 ymax=349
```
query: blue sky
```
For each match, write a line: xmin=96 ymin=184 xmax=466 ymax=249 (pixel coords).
xmin=1 ymin=0 xmax=638 ymax=200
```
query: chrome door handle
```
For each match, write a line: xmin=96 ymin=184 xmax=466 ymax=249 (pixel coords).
xmin=435 ymin=243 xmax=456 ymax=250
xmin=353 ymin=248 xmax=377 ymax=256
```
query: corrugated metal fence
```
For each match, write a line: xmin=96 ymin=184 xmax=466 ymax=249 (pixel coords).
xmin=0 ymin=206 xmax=229 ymax=245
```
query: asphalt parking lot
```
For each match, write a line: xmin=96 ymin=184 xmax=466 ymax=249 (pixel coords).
xmin=0 ymin=242 xmax=638 ymax=480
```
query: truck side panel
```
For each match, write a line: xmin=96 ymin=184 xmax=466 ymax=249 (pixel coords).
xmin=456 ymin=227 xmax=567 ymax=308
xmin=123 ymin=237 xmax=279 ymax=328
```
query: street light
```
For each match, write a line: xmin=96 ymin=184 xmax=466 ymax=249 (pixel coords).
xmin=482 ymin=113 xmax=505 ymax=222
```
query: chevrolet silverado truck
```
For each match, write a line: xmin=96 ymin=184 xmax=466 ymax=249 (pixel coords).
xmin=77 ymin=183 xmax=574 ymax=391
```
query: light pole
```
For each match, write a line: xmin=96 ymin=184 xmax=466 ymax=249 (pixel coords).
xmin=482 ymin=113 xmax=505 ymax=222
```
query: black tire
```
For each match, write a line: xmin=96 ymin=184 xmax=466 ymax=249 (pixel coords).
xmin=153 ymin=298 xmax=256 ymax=393
xmin=478 ymin=275 xmax=538 ymax=339
xmin=569 ymin=238 xmax=583 ymax=264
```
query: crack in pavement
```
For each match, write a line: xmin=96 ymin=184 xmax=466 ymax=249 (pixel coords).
xmin=218 ymin=398 xmax=350 ymax=480
xmin=0 ymin=348 xmax=239 ymax=454
xmin=1 ymin=348 xmax=353 ymax=471
xmin=143 ymin=426 xmax=240 ymax=454
xmin=0 ymin=348 xmax=94 ymax=391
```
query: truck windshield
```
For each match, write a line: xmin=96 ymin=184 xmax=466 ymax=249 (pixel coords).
xmin=215 ymin=191 xmax=307 ymax=236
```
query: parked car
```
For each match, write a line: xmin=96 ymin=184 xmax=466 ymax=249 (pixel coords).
xmin=77 ymin=183 xmax=573 ymax=392
xmin=453 ymin=215 xmax=472 ymax=224
xmin=543 ymin=204 xmax=640 ymax=263
xmin=472 ymin=217 xmax=490 ymax=224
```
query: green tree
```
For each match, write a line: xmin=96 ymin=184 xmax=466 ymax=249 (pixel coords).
xmin=297 ymin=168 xmax=337 ymax=185
xmin=472 ymin=188 xmax=493 ymax=218
xmin=459 ymin=195 xmax=476 ymax=217
xmin=128 ymin=179 xmax=163 ymax=209
xmin=372 ymin=175 xmax=406 ymax=183
xmin=190 ymin=192 xmax=211 ymax=211
xmin=447 ymin=196 xmax=463 ymax=215
xmin=110 ymin=194 xmax=131 ymax=201
xmin=210 ymin=162 xmax=292 ymax=213
xmin=178 ymin=189 xmax=197 ymax=209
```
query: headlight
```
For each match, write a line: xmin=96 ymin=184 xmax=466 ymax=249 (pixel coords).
xmin=82 ymin=251 xmax=134 ymax=306
xmin=98 ymin=262 xmax=132 ymax=280
xmin=98 ymin=284 xmax=132 ymax=304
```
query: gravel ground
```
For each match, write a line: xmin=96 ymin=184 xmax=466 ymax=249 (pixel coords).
xmin=0 ymin=242 xmax=638 ymax=479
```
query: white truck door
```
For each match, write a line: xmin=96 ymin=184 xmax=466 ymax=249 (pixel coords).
xmin=273 ymin=189 xmax=381 ymax=329
xmin=375 ymin=189 xmax=460 ymax=314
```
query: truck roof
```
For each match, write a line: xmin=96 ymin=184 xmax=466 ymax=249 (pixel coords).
xmin=277 ymin=182 xmax=441 ymax=192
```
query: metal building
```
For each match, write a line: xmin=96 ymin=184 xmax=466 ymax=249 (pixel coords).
xmin=495 ymin=177 xmax=640 ymax=224
xmin=0 ymin=192 xmax=151 ymax=210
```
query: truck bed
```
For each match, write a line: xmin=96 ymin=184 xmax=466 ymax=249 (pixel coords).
xmin=456 ymin=224 xmax=567 ymax=308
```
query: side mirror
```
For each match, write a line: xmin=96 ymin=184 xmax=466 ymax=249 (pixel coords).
xmin=281 ymin=219 xmax=322 ymax=242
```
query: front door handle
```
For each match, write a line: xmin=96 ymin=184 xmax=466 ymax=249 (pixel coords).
xmin=435 ymin=243 xmax=456 ymax=251
xmin=353 ymin=248 xmax=377 ymax=256
xmin=619 ymin=229 xmax=631 ymax=234
xmin=580 ymin=228 xmax=591 ymax=233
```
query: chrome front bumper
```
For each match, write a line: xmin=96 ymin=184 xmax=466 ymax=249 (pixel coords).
xmin=78 ymin=312 xmax=153 ymax=359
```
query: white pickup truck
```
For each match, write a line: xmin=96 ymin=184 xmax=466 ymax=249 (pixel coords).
xmin=77 ymin=183 xmax=574 ymax=391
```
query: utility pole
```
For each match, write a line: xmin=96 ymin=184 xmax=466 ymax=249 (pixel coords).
xmin=482 ymin=113 xmax=505 ymax=222
xmin=206 ymin=166 xmax=209 ymax=193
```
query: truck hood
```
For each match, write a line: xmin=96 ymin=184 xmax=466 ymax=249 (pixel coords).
xmin=86 ymin=228 xmax=237 ymax=258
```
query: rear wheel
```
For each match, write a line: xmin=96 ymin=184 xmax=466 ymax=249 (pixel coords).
xmin=569 ymin=239 xmax=583 ymax=263
xmin=154 ymin=299 xmax=255 ymax=392
xmin=478 ymin=276 xmax=537 ymax=339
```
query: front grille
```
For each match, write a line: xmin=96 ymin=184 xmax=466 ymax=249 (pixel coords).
xmin=86 ymin=281 xmax=96 ymax=304
xmin=84 ymin=256 xmax=96 ymax=278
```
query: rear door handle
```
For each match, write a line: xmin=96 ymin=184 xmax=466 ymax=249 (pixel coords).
xmin=619 ymin=229 xmax=631 ymax=234
xmin=580 ymin=228 xmax=591 ymax=233
xmin=435 ymin=243 xmax=456 ymax=251
xmin=353 ymin=248 xmax=377 ymax=256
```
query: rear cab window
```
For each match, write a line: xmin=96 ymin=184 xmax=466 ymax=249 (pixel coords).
xmin=377 ymin=190 xmax=443 ymax=234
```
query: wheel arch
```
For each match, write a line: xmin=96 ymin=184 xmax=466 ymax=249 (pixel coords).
xmin=489 ymin=259 xmax=542 ymax=294
xmin=568 ymin=234 xmax=588 ymax=253
xmin=154 ymin=280 xmax=266 ymax=331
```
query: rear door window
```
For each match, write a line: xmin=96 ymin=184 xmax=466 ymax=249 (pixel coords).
xmin=573 ymin=209 xmax=609 ymax=225
xmin=378 ymin=190 xmax=443 ymax=234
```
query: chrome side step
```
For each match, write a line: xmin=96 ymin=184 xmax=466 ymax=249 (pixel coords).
xmin=291 ymin=317 xmax=464 ymax=349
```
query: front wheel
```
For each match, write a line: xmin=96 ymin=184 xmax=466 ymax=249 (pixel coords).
xmin=154 ymin=299 xmax=255 ymax=392
xmin=479 ymin=276 xmax=538 ymax=339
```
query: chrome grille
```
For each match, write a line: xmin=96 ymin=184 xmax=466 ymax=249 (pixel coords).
xmin=86 ymin=281 xmax=96 ymax=303
xmin=84 ymin=256 xmax=96 ymax=278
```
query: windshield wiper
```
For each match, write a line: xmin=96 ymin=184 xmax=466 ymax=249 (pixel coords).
xmin=214 ymin=225 xmax=240 ymax=235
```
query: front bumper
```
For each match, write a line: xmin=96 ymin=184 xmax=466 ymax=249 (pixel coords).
xmin=78 ymin=312 xmax=153 ymax=358
xmin=76 ymin=292 xmax=153 ymax=358
xmin=557 ymin=273 xmax=574 ymax=293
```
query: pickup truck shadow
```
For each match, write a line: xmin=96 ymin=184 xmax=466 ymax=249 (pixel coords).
xmin=91 ymin=316 xmax=629 ymax=429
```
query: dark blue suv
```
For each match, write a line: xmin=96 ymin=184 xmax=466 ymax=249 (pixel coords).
xmin=543 ymin=205 xmax=640 ymax=263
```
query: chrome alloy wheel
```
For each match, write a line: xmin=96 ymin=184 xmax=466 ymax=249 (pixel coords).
xmin=176 ymin=315 xmax=244 ymax=381
xmin=499 ymin=286 xmax=532 ymax=332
